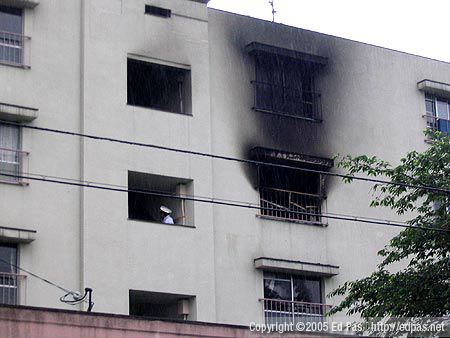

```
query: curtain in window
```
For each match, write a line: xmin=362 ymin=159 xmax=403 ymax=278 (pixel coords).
xmin=0 ymin=124 xmax=20 ymax=181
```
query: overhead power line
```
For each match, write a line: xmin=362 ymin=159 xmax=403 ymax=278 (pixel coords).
xmin=1 ymin=171 xmax=448 ymax=233
xmin=1 ymin=120 xmax=448 ymax=194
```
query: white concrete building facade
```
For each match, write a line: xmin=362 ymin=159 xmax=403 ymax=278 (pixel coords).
xmin=0 ymin=0 xmax=449 ymax=327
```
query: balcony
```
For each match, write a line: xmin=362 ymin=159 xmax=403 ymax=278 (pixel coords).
xmin=0 ymin=147 xmax=29 ymax=185
xmin=0 ymin=30 xmax=30 ymax=68
xmin=261 ymin=298 xmax=331 ymax=325
xmin=259 ymin=187 xmax=322 ymax=224
xmin=252 ymin=81 xmax=322 ymax=122
xmin=0 ymin=272 xmax=26 ymax=305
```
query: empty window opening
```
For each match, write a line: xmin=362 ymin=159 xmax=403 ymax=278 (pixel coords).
xmin=128 ymin=171 xmax=194 ymax=226
xmin=262 ymin=272 xmax=327 ymax=324
xmin=252 ymin=148 xmax=332 ymax=224
xmin=145 ymin=5 xmax=171 ymax=18
xmin=127 ymin=58 xmax=191 ymax=115
xmin=0 ymin=6 xmax=24 ymax=65
xmin=129 ymin=290 xmax=195 ymax=320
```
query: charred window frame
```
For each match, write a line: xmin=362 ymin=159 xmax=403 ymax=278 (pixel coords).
xmin=128 ymin=171 xmax=194 ymax=226
xmin=127 ymin=58 xmax=192 ymax=115
xmin=246 ymin=42 xmax=327 ymax=122
xmin=252 ymin=148 xmax=332 ymax=225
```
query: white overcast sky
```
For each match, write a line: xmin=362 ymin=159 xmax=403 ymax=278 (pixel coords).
xmin=208 ymin=0 xmax=450 ymax=63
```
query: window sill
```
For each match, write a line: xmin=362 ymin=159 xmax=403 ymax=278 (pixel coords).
xmin=0 ymin=61 xmax=30 ymax=70
xmin=0 ymin=180 xmax=29 ymax=186
xmin=126 ymin=104 xmax=193 ymax=117
xmin=127 ymin=218 xmax=196 ymax=229
xmin=256 ymin=214 xmax=327 ymax=227
xmin=253 ymin=107 xmax=322 ymax=123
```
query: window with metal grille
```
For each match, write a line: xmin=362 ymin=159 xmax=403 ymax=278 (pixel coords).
xmin=0 ymin=123 xmax=21 ymax=183
xmin=0 ymin=6 xmax=24 ymax=65
xmin=262 ymin=272 xmax=330 ymax=325
xmin=425 ymin=94 xmax=450 ymax=134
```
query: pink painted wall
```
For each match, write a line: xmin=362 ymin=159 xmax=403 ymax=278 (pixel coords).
xmin=0 ymin=306 xmax=330 ymax=338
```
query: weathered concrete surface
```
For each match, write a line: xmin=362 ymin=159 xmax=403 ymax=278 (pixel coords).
xmin=0 ymin=305 xmax=335 ymax=338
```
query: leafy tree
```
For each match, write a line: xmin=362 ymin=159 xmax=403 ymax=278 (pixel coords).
xmin=328 ymin=130 xmax=450 ymax=318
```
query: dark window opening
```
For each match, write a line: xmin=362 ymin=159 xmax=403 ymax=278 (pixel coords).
xmin=0 ymin=6 xmax=24 ymax=65
xmin=128 ymin=171 xmax=193 ymax=226
xmin=127 ymin=58 xmax=191 ymax=115
xmin=252 ymin=148 xmax=332 ymax=224
xmin=0 ymin=244 xmax=19 ymax=305
xmin=252 ymin=53 xmax=322 ymax=121
xmin=262 ymin=272 xmax=327 ymax=324
xmin=129 ymin=290 xmax=195 ymax=320
xmin=258 ymin=165 xmax=323 ymax=223
xmin=145 ymin=5 xmax=171 ymax=18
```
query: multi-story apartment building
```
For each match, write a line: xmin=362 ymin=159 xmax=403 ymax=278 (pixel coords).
xmin=1 ymin=0 xmax=449 ymax=329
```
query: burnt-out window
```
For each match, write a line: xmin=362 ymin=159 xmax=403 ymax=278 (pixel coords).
xmin=258 ymin=165 xmax=323 ymax=224
xmin=129 ymin=290 xmax=195 ymax=320
xmin=127 ymin=58 xmax=191 ymax=115
xmin=246 ymin=42 xmax=326 ymax=122
xmin=254 ymin=55 xmax=317 ymax=119
xmin=128 ymin=171 xmax=194 ymax=226
xmin=252 ymin=148 xmax=332 ymax=224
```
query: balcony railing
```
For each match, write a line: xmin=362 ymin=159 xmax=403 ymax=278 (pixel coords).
xmin=0 ymin=272 xmax=27 ymax=305
xmin=0 ymin=30 xmax=31 ymax=68
xmin=0 ymin=147 xmax=29 ymax=184
xmin=259 ymin=187 xmax=323 ymax=224
xmin=424 ymin=113 xmax=450 ymax=134
xmin=261 ymin=298 xmax=332 ymax=325
xmin=251 ymin=81 xmax=322 ymax=122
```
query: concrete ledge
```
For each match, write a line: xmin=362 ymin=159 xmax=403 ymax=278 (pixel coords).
xmin=0 ymin=0 xmax=39 ymax=8
xmin=0 ymin=305 xmax=339 ymax=337
xmin=0 ymin=102 xmax=38 ymax=123
xmin=254 ymin=257 xmax=339 ymax=277
xmin=417 ymin=79 xmax=450 ymax=99
xmin=0 ymin=226 xmax=36 ymax=243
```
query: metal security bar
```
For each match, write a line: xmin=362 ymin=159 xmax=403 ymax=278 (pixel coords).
xmin=0 ymin=30 xmax=30 ymax=67
xmin=261 ymin=298 xmax=331 ymax=325
xmin=0 ymin=147 xmax=29 ymax=184
xmin=252 ymin=81 xmax=322 ymax=122
xmin=424 ymin=113 xmax=450 ymax=134
xmin=259 ymin=187 xmax=322 ymax=223
xmin=0 ymin=272 xmax=26 ymax=305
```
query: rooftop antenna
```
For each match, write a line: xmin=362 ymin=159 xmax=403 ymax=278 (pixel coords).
xmin=268 ymin=0 xmax=276 ymax=22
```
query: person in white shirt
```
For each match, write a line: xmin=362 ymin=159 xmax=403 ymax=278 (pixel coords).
xmin=160 ymin=205 xmax=174 ymax=224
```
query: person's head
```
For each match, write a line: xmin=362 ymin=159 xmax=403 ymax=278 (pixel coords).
xmin=160 ymin=205 xmax=172 ymax=218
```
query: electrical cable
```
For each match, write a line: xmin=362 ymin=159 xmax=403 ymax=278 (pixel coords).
xmin=1 ymin=171 xmax=448 ymax=233
xmin=0 ymin=257 xmax=77 ymax=296
xmin=1 ymin=120 xmax=448 ymax=194
xmin=0 ymin=257 xmax=91 ymax=306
